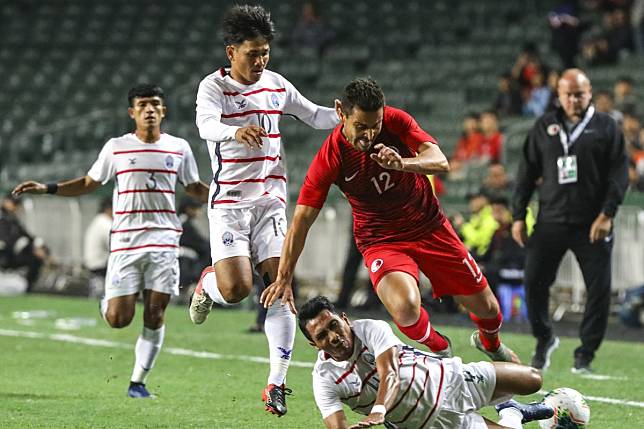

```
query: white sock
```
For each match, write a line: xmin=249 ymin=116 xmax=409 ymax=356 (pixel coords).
xmin=99 ymin=297 xmax=108 ymax=321
xmin=202 ymin=271 xmax=233 ymax=306
xmin=498 ymin=407 xmax=523 ymax=429
xmin=131 ymin=325 xmax=165 ymax=384
xmin=264 ymin=300 xmax=295 ymax=386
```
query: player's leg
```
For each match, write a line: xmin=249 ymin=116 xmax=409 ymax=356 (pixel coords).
xmin=127 ymin=252 xmax=179 ymax=398
xmin=364 ymin=247 xmax=450 ymax=354
xmin=100 ymin=253 xmax=141 ymax=328
xmin=415 ymin=221 xmax=517 ymax=362
xmin=253 ymin=200 xmax=295 ymax=417
xmin=190 ymin=207 xmax=254 ymax=324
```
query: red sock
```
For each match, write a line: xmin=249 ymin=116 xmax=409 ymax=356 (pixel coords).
xmin=396 ymin=307 xmax=448 ymax=352
xmin=470 ymin=312 xmax=503 ymax=351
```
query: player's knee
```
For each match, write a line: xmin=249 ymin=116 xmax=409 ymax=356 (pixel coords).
xmin=221 ymin=282 xmax=252 ymax=303
xmin=389 ymin=302 xmax=420 ymax=326
xmin=105 ymin=311 xmax=133 ymax=329
xmin=518 ymin=367 xmax=543 ymax=394
xmin=144 ymin=310 xmax=165 ymax=329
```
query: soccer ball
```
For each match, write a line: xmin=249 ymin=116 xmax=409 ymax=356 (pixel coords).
xmin=539 ymin=388 xmax=590 ymax=429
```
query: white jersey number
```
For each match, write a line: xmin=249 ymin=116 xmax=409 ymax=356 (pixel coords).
xmin=371 ymin=172 xmax=395 ymax=195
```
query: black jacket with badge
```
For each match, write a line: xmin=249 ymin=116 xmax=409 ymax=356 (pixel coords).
xmin=513 ymin=107 xmax=629 ymax=224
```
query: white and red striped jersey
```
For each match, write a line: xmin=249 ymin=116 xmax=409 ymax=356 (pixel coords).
xmin=87 ymin=133 xmax=200 ymax=254
xmin=196 ymin=67 xmax=338 ymax=209
xmin=313 ymin=319 xmax=448 ymax=429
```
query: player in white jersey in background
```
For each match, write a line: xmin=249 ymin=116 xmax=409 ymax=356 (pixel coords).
xmin=190 ymin=4 xmax=339 ymax=416
xmin=299 ymin=297 xmax=555 ymax=429
xmin=13 ymin=84 xmax=209 ymax=399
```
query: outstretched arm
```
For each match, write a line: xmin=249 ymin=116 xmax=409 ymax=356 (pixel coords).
xmin=184 ymin=181 xmax=210 ymax=204
xmin=260 ymin=204 xmax=320 ymax=313
xmin=13 ymin=175 xmax=101 ymax=197
xmin=370 ymin=142 xmax=449 ymax=175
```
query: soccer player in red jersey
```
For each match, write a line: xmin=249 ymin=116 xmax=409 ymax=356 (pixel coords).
xmin=262 ymin=78 xmax=520 ymax=363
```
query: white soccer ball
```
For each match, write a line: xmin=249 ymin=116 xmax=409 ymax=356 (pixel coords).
xmin=539 ymin=388 xmax=590 ymax=429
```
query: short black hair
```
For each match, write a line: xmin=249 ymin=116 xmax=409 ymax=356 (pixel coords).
xmin=298 ymin=296 xmax=338 ymax=341
xmin=341 ymin=78 xmax=385 ymax=115
xmin=595 ymin=89 xmax=613 ymax=100
xmin=98 ymin=196 xmax=112 ymax=213
xmin=616 ymin=76 xmax=633 ymax=85
xmin=489 ymin=195 xmax=509 ymax=207
xmin=222 ymin=5 xmax=275 ymax=46
xmin=127 ymin=84 xmax=164 ymax=107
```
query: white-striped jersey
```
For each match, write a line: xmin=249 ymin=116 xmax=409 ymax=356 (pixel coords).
xmin=196 ymin=67 xmax=338 ymax=209
xmin=313 ymin=319 xmax=449 ymax=429
xmin=87 ymin=133 xmax=200 ymax=254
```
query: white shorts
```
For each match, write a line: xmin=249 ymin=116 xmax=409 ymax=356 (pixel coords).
xmin=105 ymin=251 xmax=180 ymax=300
xmin=208 ymin=199 xmax=286 ymax=266
xmin=431 ymin=360 xmax=496 ymax=429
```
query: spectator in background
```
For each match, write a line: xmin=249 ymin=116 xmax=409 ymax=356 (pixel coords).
xmin=178 ymin=196 xmax=209 ymax=288
xmin=594 ymin=89 xmax=624 ymax=123
xmin=453 ymin=192 xmax=498 ymax=259
xmin=0 ymin=193 xmax=49 ymax=293
xmin=450 ymin=112 xmax=484 ymax=176
xmin=83 ymin=197 xmax=112 ymax=298
xmin=290 ymin=1 xmax=335 ymax=57
xmin=479 ymin=110 xmax=504 ymax=164
xmin=633 ymin=0 xmax=644 ymax=54
xmin=614 ymin=76 xmax=637 ymax=112
xmin=549 ymin=0 xmax=582 ymax=68
xmin=545 ymin=69 xmax=562 ymax=112
xmin=481 ymin=163 xmax=513 ymax=200
xmin=480 ymin=197 xmax=527 ymax=322
xmin=523 ymin=69 xmax=552 ymax=117
xmin=623 ymin=110 xmax=642 ymax=154
xmin=493 ymin=72 xmax=523 ymax=117
xmin=511 ymin=43 xmax=550 ymax=99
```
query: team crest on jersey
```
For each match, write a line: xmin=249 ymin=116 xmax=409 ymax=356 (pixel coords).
xmin=547 ymin=123 xmax=561 ymax=136
xmin=271 ymin=93 xmax=280 ymax=108
xmin=165 ymin=155 xmax=174 ymax=168
xmin=370 ymin=259 xmax=384 ymax=273
xmin=235 ymin=99 xmax=247 ymax=109
xmin=222 ymin=231 xmax=234 ymax=246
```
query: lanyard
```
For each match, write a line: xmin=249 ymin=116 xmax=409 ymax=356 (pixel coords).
xmin=558 ymin=105 xmax=595 ymax=155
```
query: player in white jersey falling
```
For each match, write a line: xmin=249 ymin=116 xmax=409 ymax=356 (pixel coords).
xmin=299 ymin=297 xmax=554 ymax=429
xmin=13 ymin=84 xmax=209 ymax=399
xmin=189 ymin=4 xmax=339 ymax=416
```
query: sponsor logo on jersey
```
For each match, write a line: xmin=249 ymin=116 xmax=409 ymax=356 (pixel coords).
xmin=235 ymin=99 xmax=247 ymax=109
xmin=222 ymin=231 xmax=234 ymax=246
xmin=226 ymin=190 xmax=242 ymax=197
xmin=165 ymin=155 xmax=174 ymax=168
xmin=271 ymin=93 xmax=279 ymax=108
xmin=128 ymin=157 xmax=137 ymax=165
xmin=547 ymin=123 xmax=561 ymax=136
xmin=370 ymin=259 xmax=384 ymax=273
xmin=344 ymin=171 xmax=359 ymax=182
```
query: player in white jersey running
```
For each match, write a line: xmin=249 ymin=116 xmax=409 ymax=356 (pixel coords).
xmin=13 ymin=84 xmax=209 ymax=399
xmin=189 ymin=4 xmax=339 ymax=416
xmin=299 ymin=297 xmax=555 ymax=429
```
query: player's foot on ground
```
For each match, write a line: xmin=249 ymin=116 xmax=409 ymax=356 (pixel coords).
xmin=262 ymin=384 xmax=292 ymax=417
xmin=189 ymin=266 xmax=215 ymax=324
xmin=470 ymin=331 xmax=521 ymax=363
xmin=430 ymin=332 xmax=454 ymax=359
xmin=127 ymin=382 xmax=155 ymax=398
xmin=571 ymin=353 xmax=593 ymax=375
xmin=495 ymin=399 xmax=554 ymax=423
xmin=531 ymin=335 xmax=559 ymax=370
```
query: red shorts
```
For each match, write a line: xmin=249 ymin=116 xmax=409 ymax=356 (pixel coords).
xmin=362 ymin=220 xmax=488 ymax=297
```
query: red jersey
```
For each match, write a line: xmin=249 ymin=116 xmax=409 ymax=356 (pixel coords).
xmin=297 ymin=106 xmax=446 ymax=252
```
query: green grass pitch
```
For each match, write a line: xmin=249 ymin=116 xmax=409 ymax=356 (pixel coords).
xmin=0 ymin=295 xmax=642 ymax=428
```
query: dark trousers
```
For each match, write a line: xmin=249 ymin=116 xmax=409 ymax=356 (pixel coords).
xmin=5 ymin=251 xmax=43 ymax=293
xmin=525 ymin=223 xmax=613 ymax=360
xmin=336 ymin=230 xmax=363 ymax=309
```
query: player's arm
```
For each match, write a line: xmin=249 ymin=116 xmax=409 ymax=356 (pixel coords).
xmin=349 ymin=346 xmax=400 ymax=429
xmin=13 ymin=175 xmax=101 ymax=197
xmin=323 ymin=411 xmax=350 ymax=429
xmin=283 ymin=78 xmax=340 ymax=130
xmin=260 ymin=204 xmax=321 ymax=313
xmin=184 ymin=181 xmax=210 ymax=204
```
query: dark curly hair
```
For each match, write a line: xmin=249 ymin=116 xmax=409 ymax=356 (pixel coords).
xmin=341 ymin=77 xmax=385 ymax=115
xmin=222 ymin=5 xmax=275 ymax=46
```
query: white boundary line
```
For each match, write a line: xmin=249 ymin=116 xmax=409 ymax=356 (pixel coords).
xmin=2 ymin=328 xmax=644 ymax=409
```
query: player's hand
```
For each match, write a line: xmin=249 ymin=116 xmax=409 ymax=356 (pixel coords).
xmin=589 ymin=212 xmax=612 ymax=243
xmin=348 ymin=412 xmax=385 ymax=428
xmin=260 ymin=277 xmax=297 ymax=314
xmin=511 ymin=220 xmax=528 ymax=248
xmin=12 ymin=181 xmax=47 ymax=196
xmin=370 ymin=144 xmax=404 ymax=171
xmin=235 ymin=125 xmax=267 ymax=149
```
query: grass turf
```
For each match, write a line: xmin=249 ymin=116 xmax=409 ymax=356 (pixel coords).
xmin=0 ymin=295 xmax=642 ymax=428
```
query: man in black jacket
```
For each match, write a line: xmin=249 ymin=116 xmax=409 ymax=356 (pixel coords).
xmin=512 ymin=68 xmax=629 ymax=374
